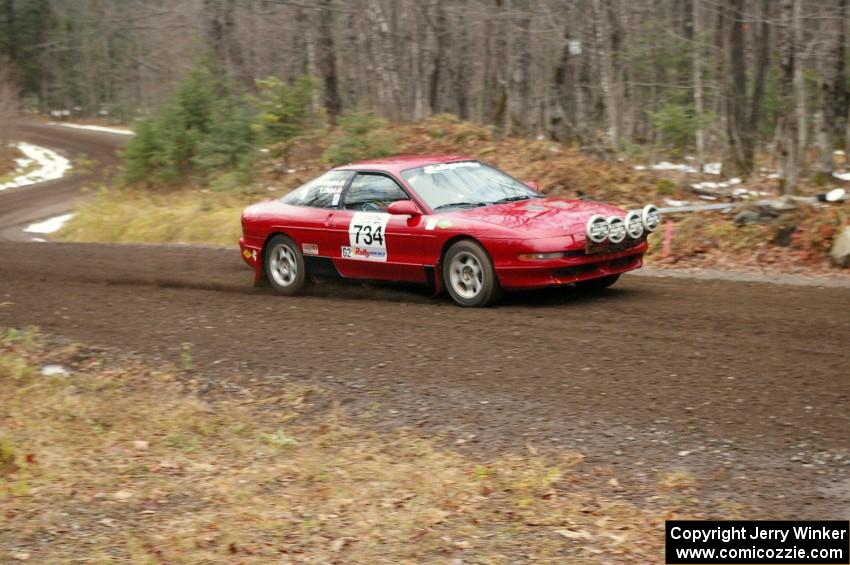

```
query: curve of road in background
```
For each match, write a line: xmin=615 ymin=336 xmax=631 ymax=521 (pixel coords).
xmin=0 ymin=123 xmax=128 ymax=242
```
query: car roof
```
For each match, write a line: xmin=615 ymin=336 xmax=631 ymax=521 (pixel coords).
xmin=334 ymin=154 xmax=474 ymax=174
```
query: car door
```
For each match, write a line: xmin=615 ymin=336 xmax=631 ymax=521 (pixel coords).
xmin=329 ymin=172 xmax=427 ymax=282
xmin=274 ymin=170 xmax=354 ymax=260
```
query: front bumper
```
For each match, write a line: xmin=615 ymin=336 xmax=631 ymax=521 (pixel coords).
xmin=495 ymin=240 xmax=647 ymax=290
xmin=239 ymin=236 xmax=264 ymax=284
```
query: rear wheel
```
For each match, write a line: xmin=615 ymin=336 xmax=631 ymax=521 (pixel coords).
xmin=264 ymin=235 xmax=307 ymax=295
xmin=443 ymin=240 xmax=501 ymax=307
xmin=575 ymin=274 xmax=620 ymax=291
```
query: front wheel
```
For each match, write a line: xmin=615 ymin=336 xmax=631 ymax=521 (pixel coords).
xmin=264 ymin=235 xmax=307 ymax=295
xmin=575 ymin=274 xmax=620 ymax=291
xmin=442 ymin=240 xmax=501 ymax=307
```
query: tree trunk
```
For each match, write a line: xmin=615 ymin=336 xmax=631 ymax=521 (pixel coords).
xmin=1 ymin=0 xmax=15 ymax=62
xmin=692 ymin=0 xmax=705 ymax=166
xmin=506 ymin=0 xmax=531 ymax=135
xmin=451 ymin=1 xmax=471 ymax=120
xmin=366 ymin=0 xmax=403 ymax=121
xmin=317 ymin=0 xmax=342 ymax=121
xmin=725 ymin=0 xmax=751 ymax=176
xmin=592 ymin=0 xmax=620 ymax=150
xmin=779 ymin=0 xmax=799 ymax=194
xmin=792 ymin=0 xmax=806 ymax=167
xmin=748 ymin=0 xmax=770 ymax=140
xmin=815 ymin=0 xmax=845 ymax=178
xmin=203 ymin=0 xmax=249 ymax=85
xmin=427 ymin=1 xmax=447 ymax=115
xmin=834 ymin=0 xmax=848 ymax=141
xmin=550 ymin=19 xmax=576 ymax=141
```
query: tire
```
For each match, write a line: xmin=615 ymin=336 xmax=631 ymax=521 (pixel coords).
xmin=442 ymin=240 xmax=501 ymax=307
xmin=575 ymin=274 xmax=620 ymax=291
xmin=264 ymin=235 xmax=307 ymax=295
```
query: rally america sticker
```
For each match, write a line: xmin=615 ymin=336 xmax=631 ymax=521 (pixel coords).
xmin=346 ymin=212 xmax=390 ymax=262
xmin=302 ymin=243 xmax=319 ymax=255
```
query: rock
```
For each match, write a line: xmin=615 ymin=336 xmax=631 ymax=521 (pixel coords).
xmin=771 ymin=223 xmax=797 ymax=247
xmin=733 ymin=209 xmax=767 ymax=226
xmin=830 ymin=226 xmax=850 ymax=267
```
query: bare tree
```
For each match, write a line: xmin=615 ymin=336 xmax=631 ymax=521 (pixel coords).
xmin=692 ymin=0 xmax=706 ymax=166
xmin=505 ymin=0 xmax=533 ymax=134
xmin=816 ymin=0 xmax=846 ymax=179
xmin=793 ymin=0 xmax=806 ymax=164
xmin=203 ymin=0 xmax=250 ymax=85
xmin=724 ymin=0 xmax=770 ymax=177
xmin=592 ymin=0 xmax=621 ymax=150
xmin=779 ymin=0 xmax=799 ymax=194
xmin=0 ymin=58 xmax=19 ymax=146
xmin=317 ymin=0 xmax=342 ymax=120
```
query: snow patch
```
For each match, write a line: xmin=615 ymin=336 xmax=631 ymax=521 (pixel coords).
xmin=702 ymin=162 xmax=722 ymax=175
xmin=825 ymin=188 xmax=847 ymax=202
xmin=634 ymin=161 xmax=721 ymax=174
xmin=40 ymin=364 xmax=70 ymax=377
xmin=48 ymin=122 xmax=134 ymax=136
xmin=0 ymin=142 xmax=72 ymax=191
xmin=24 ymin=213 xmax=75 ymax=234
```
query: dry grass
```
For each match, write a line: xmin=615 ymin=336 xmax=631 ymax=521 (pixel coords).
xmin=393 ymin=114 xmax=661 ymax=207
xmin=0 ymin=328 xmax=697 ymax=563
xmin=57 ymin=188 xmax=246 ymax=246
xmin=0 ymin=144 xmax=23 ymax=181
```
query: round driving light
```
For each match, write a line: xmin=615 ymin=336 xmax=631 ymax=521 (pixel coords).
xmin=586 ymin=215 xmax=609 ymax=243
xmin=606 ymin=216 xmax=626 ymax=243
xmin=641 ymin=204 xmax=661 ymax=232
xmin=624 ymin=210 xmax=644 ymax=239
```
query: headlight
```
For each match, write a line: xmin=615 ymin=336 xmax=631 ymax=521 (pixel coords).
xmin=586 ymin=215 xmax=609 ymax=243
xmin=606 ymin=216 xmax=626 ymax=243
xmin=624 ymin=210 xmax=644 ymax=238
xmin=642 ymin=204 xmax=661 ymax=232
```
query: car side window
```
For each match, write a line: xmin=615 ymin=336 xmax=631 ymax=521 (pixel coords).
xmin=343 ymin=174 xmax=408 ymax=212
xmin=280 ymin=170 xmax=353 ymax=208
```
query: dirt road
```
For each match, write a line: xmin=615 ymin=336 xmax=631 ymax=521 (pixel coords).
xmin=0 ymin=125 xmax=848 ymax=518
xmin=0 ymin=123 xmax=126 ymax=241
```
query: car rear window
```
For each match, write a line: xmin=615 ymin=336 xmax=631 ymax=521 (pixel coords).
xmin=281 ymin=170 xmax=354 ymax=208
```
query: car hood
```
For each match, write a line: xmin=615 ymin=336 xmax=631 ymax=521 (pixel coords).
xmin=450 ymin=197 xmax=627 ymax=238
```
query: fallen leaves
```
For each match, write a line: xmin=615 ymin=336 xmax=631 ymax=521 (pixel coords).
xmin=113 ymin=490 xmax=133 ymax=501
xmin=556 ymin=528 xmax=592 ymax=540
xmin=0 ymin=328 xmax=687 ymax=563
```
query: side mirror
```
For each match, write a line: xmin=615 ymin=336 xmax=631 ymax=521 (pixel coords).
xmin=387 ymin=200 xmax=422 ymax=216
xmin=525 ymin=181 xmax=540 ymax=191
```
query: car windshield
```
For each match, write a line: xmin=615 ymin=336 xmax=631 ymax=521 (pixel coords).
xmin=401 ymin=161 xmax=540 ymax=212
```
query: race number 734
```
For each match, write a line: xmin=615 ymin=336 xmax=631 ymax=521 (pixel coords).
xmin=352 ymin=222 xmax=384 ymax=246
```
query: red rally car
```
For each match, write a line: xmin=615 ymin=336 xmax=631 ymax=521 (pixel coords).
xmin=239 ymin=155 xmax=660 ymax=307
